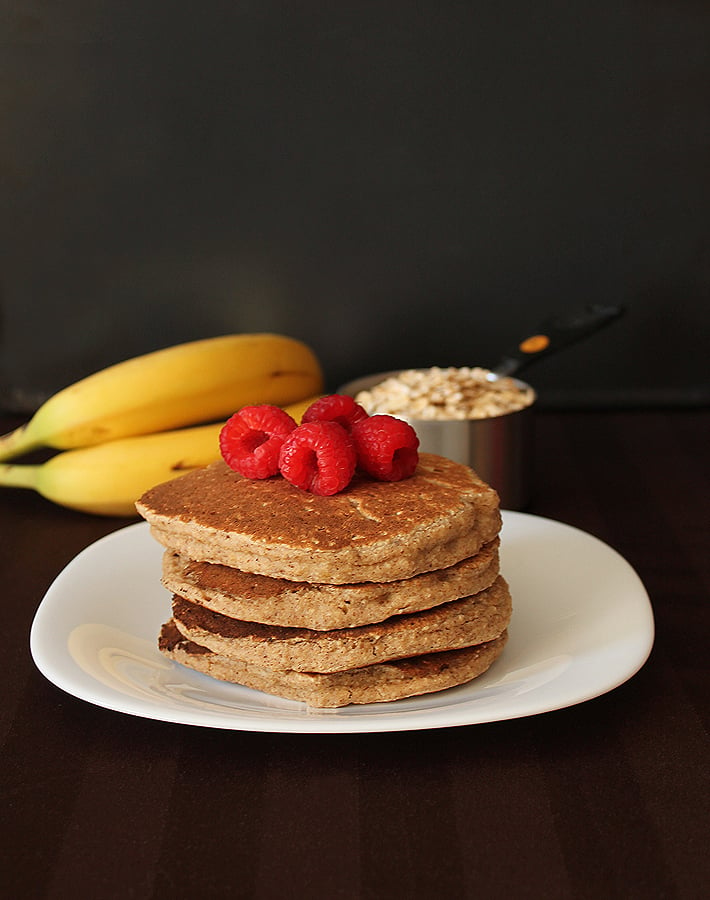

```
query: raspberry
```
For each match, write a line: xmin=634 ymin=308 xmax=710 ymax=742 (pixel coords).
xmin=219 ymin=405 xmax=296 ymax=479
xmin=278 ymin=421 xmax=357 ymax=495
xmin=351 ymin=414 xmax=419 ymax=481
xmin=302 ymin=394 xmax=369 ymax=433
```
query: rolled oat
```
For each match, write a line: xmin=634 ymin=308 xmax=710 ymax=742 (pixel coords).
xmin=355 ymin=367 xmax=535 ymax=420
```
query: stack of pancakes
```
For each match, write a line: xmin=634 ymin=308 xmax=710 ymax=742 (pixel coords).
xmin=136 ymin=453 xmax=512 ymax=707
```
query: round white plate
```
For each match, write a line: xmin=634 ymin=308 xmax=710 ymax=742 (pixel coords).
xmin=30 ymin=513 xmax=654 ymax=733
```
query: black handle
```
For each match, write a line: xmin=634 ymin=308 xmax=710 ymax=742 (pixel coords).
xmin=493 ymin=303 xmax=626 ymax=377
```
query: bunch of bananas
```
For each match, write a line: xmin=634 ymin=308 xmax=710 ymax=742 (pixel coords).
xmin=0 ymin=333 xmax=324 ymax=516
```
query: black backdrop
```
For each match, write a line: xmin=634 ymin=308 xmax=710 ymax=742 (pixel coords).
xmin=2 ymin=2 xmax=708 ymax=411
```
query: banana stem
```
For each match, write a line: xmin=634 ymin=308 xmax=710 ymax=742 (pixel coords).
xmin=0 ymin=463 xmax=40 ymax=491
xmin=0 ymin=424 xmax=40 ymax=463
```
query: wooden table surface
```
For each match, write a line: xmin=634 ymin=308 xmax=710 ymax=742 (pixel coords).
xmin=1 ymin=408 xmax=708 ymax=900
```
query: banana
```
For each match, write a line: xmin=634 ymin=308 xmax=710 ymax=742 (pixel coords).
xmin=281 ymin=393 xmax=324 ymax=423
xmin=0 ymin=333 xmax=323 ymax=461
xmin=0 ymin=423 xmax=224 ymax=516
xmin=0 ymin=394 xmax=326 ymax=516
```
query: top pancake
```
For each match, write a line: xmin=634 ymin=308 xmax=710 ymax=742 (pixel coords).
xmin=136 ymin=453 xmax=501 ymax=584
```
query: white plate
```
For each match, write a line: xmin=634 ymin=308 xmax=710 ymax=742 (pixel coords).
xmin=30 ymin=513 xmax=654 ymax=734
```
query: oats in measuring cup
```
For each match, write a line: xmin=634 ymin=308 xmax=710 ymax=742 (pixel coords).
xmin=355 ymin=367 xmax=535 ymax=420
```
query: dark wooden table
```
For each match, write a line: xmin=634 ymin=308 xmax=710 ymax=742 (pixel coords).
xmin=2 ymin=409 xmax=708 ymax=899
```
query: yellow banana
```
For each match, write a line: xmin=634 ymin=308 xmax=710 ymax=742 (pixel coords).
xmin=0 ymin=333 xmax=323 ymax=461
xmin=0 ymin=395 xmax=326 ymax=516
xmin=0 ymin=423 xmax=225 ymax=516
xmin=281 ymin=393 xmax=323 ymax=423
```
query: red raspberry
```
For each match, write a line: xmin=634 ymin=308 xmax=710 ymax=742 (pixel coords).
xmin=278 ymin=421 xmax=357 ymax=495
xmin=351 ymin=414 xmax=419 ymax=481
xmin=219 ymin=405 xmax=297 ymax=479
xmin=302 ymin=394 xmax=369 ymax=433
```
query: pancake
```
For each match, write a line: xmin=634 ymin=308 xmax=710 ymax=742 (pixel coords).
xmin=170 ymin=575 xmax=511 ymax=673
xmin=136 ymin=453 xmax=501 ymax=584
xmin=159 ymin=620 xmax=508 ymax=707
xmin=161 ymin=538 xmax=500 ymax=630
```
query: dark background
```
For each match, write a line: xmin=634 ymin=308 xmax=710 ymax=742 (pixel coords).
xmin=1 ymin=1 xmax=708 ymax=412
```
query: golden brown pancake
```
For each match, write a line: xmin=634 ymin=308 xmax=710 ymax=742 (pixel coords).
xmin=161 ymin=538 xmax=500 ymax=630
xmin=136 ymin=454 xmax=501 ymax=584
xmin=159 ymin=620 xmax=508 ymax=708
xmin=170 ymin=574 xmax=511 ymax=673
